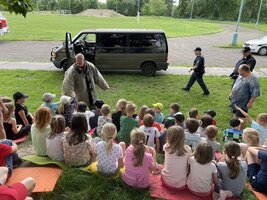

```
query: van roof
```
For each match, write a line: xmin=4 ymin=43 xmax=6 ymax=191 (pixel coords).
xmin=78 ymin=29 xmax=165 ymax=34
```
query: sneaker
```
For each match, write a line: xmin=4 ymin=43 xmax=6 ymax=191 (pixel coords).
xmin=182 ymin=88 xmax=190 ymax=91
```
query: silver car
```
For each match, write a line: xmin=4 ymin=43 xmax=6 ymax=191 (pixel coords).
xmin=0 ymin=12 xmax=9 ymax=36
xmin=243 ymin=36 xmax=267 ymax=56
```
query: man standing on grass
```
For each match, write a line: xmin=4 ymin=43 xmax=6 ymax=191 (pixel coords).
xmin=230 ymin=64 xmax=260 ymax=117
xmin=229 ymin=47 xmax=256 ymax=85
xmin=62 ymin=53 xmax=109 ymax=109
xmin=182 ymin=47 xmax=210 ymax=95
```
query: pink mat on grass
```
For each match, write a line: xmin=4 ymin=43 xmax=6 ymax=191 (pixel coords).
xmin=246 ymin=183 xmax=267 ymax=200
xmin=13 ymin=136 xmax=27 ymax=144
xmin=149 ymin=174 xmax=238 ymax=200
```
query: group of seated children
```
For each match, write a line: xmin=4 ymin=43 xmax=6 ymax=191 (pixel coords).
xmin=0 ymin=93 xmax=267 ymax=199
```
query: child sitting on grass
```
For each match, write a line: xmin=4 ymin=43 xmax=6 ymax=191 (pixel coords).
xmin=46 ymin=115 xmax=66 ymax=161
xmin=112 ymin=99 xmax=127 ymax=132
xmin=235 ymin=106 xmax=267 ymax=145
xmin=3 ymin=102 xmax=30 ymax=140
xmin=77 ymin=101 xmax=95 ymax=131
xmin=188 ymin=108 xmax=200 ymax=119
xmin=97 ymin=104 xmax=112 ymax=136
xmin=202 ymin=125 xmax=221 ymax=160
xmin=152 ymin=103 xmax=164 ymax=124
xmin=187 ymin=143 xmax=218 ymax=197
xmin=31 ymin=107 xmax=52 ymax=156
xmin=161 ymin=126 xmax=192 ymax=190
xmin=239 ymin=128 xmax=260 ymax=159
xmin=185 ymin=118 xmax=201 ymax=150
xmin=197 ymin=116 xmax=213 ymax=138
xmin=204 ymin=110 xmax=217 ymax=125
xmin=123 ymin=129 xmax=160 ymax=188
xmin=136 ymin=105 xmax=149 ymax=123
xmin=246 ymin=146 xmax=267 ymax=194
xmin=140 ymin=108 xmax=162 ymax=131
xmin=215 ymin=141 xmax=247 ymax=200
xmin=173 ymin=112 xmax=185 ymax=128
xmin=159 ymin=117 xmax=175 ymax=152
xmin=41 ymin=93 xmax=58 ymax=116
xmin=117 ymin=102 xmax=139 ymax=145
xmin=139 ymin=114 xmax=160 ymax=152
xmin=57 ymin=95 xmax=77 ymax=127
xmin=89 ymin=99 xmax=104 ymax=130
xmin=62 ymin=113 xmax=96 ymax=167
xmin=223 ymin=119 xmax=243 ymax=143
xmin=13 ymin=92 xmax=34 ymax=128
xmin=164 ymin=103 xmax=180 ymax=120
xmin=96 ymin=123 xmax=125 ymax=176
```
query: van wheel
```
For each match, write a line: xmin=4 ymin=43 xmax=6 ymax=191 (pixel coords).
xmin=62 ymin=61 xmax=69 ymax=72
xmin=258 ymin=47 xmax=267 ymax=56
xmin=141 ymin=62 xmax=156 ymax=76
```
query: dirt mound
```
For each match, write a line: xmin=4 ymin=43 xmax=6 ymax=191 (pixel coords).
xmin=76 ymin=9 xmax=124 ymax=17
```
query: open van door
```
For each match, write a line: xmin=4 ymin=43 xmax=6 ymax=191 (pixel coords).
xmin=64 ymin=32 xmax=72 ymax=71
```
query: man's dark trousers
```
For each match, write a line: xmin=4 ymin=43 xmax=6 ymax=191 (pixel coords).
xmin=185 ymin=72 xmax=209 ymax=93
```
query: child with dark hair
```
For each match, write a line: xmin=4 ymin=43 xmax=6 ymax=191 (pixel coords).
xmin=185 ymin=118 xmax=201 ymax=150
xmin=187 ymin=143 xmax=218 ymax=197
xmin=137 ymin=105 xmax=149 ymax=123
xmin=77 ymin=101 xmax=95 ymax=130
xmin=189 ymin=108 xmax=200 ymax=119
xmin=204 ymin=110 xmax=217 ymax=125
xmin=89 ymin=99 xmax=104 ymax=130
xmin=173 ymin=112 xmax=185 ymax=128
xmin=139 ymin=114 xmax=160 ymax=152
xmin=159 ymin=117 xmax=175 ymax=152
xmin=214 ymin=142 xmax=247 ymax=199
xmin=223 ymin=119 xmax=243 ymax=143
xmin=62 ymin=113 xmax=96 ymax=167
xmin=197 ymin=116 xmax=213 ymax=138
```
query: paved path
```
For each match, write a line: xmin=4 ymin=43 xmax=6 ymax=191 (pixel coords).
xmin=1 ymin=61 xmax=267 ymax=77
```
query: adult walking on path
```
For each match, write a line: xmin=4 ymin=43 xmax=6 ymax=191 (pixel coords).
xmin=182 ymin=47 xmax=210 ymax=95
xmin=230 ymin=64 xmax=260 ymax=117
xmin=229 ymin=47 xmax=256 ymax=83
xmin=62 ymin=53 xmax=110 ymax=108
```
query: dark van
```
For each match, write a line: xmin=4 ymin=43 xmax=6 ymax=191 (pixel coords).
xmin=50 ymin=29 xmax=168 ymax=76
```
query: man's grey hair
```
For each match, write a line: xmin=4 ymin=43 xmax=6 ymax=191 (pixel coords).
xmin=75 ymin=53 xmax=84 ymax=60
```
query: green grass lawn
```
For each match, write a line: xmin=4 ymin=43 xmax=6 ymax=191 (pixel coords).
xmin=2 ymin=12 xmax=224 ymax=40
xmin=1 ymin=70 xmax=264 ymax=199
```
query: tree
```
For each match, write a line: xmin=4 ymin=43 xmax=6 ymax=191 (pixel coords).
xmin=142 ymin=0 xmax=167 ymax=16
xmin=0 ymin=0 xmax=32 ymax=17
xmin=176 ymin=0 xmax=189 ymax=18
xmin=107 ymin=0 xmax=137 ymax=16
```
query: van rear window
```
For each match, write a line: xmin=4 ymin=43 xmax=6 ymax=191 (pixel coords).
xmin=129 ymin=33 xmax=164 ymax=48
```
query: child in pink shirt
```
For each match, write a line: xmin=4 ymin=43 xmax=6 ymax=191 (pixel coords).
xmin=161 ymin=126 xmax=192 ymax=190
xmin=187 ymin=142 xmax=218 ymax=197
xmin=123 ymin=128 xmax=159 ymax=188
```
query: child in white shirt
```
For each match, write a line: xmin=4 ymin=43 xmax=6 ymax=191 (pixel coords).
xmin=139 ymin=114 xmax=160 ymax=152
xmin=97 ymin=104 xmax=112 ymax=136
xmin=185 ymin=118 xmax=201 ymax=150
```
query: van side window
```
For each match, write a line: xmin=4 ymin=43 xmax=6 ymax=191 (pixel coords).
xmin=129 ymin=33 xmax=164 ymax=48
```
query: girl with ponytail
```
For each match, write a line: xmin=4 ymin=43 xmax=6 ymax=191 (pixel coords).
xmin=96 ymin=123 xmax=125 ymax=176
xmin=123 ymin=128 xmax=160 ymax=188
xmin=215 ymin=141 xmax=248 ymax=200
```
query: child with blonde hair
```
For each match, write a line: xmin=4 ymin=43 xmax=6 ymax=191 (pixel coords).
xmin=123 ymin=129 xmax=160 ymax=188
xmin=235 ymin=106 xmax=267 ymax=145
xmin=187 ymin=143 xmax=218 ymax=197
xmin=215 ymin=142 xmax=247 ymax=200
xmin=31 ymin=107 xmax=52 ymax=156
xmin=139 ymin=114 xmax=160 ymax=152
xmin=3 ymin=102 xmax=30 ymax=140
xmin=46 ymin=115 xmax=66 ymax=161
xmin=96 ymin=123 xmax=125 ymax=175
xmin=202 ymin=125 xmax=221 ymax=159
xmin=161 ymin=126 xmax=192 ymax=190
xmin=97 ymin=104 xmax=112 ymax=136
xmin=239 ymin=128 xmax=260 ymax=159
xmin=117 ymin=102 xmax=139 ymax=145
xmin=112 ymin=99 xmax=127 ymax=132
